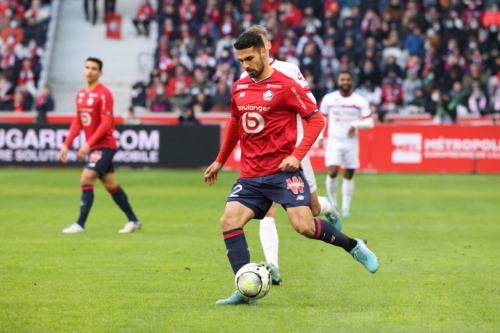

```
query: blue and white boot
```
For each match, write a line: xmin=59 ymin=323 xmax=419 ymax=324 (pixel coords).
xmin=350 ymin=239 xmax=378 ymax=273
xmin=215 ymin=291 xmax=259 ymax=305
xmin=324 ymin=198 xmax=342 ymax=231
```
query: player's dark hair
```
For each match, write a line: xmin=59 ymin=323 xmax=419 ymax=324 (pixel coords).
xmin=86 ymin=57 xmax=103 ymax=71
xmin=234 ymin=31 xmax=265 ymax=51
xmin=339 ymin=70 xmax=353 ymax=78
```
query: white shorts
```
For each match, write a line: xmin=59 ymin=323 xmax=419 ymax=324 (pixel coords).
xmin=300 ymin=153 xmax=317 ymax=193
xmin=325 ymin=136 xmax=359 ymax=169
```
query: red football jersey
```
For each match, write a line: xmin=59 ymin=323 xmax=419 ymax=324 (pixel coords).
xmin=231 ymin=70 xmax=319 ymax=178
xmin=76 ymin=83 xmax=117 ymax=150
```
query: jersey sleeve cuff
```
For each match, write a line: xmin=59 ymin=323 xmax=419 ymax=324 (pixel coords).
xmin=302 ymin=110 xmax=318 ymax=119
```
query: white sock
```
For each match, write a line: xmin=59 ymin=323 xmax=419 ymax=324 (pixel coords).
xmin=259 ymin=217 xmax=279 ymax=268
xmin=342 ymin=178 xmax=355 ymax=211
xmin=325 ymin=176 xmax=338 ymax=208
xmin=317 ymin=196 xmax=332 ymax=216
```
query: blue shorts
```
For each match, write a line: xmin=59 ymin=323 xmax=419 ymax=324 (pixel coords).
xmin=85 ymin=148 xmax=116 ymax=176
xmin=226 ymin=170 xmax=311 ymax=220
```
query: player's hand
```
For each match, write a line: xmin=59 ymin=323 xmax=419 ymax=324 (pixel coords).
xmin=279 ymin=156 xmax=300 ymax=173
xmin=348 ymin=126 xmax=356 ymax=138
xmin=204 ymin=161 xmax=223 ymax=186
xmin=59 ymin=145 xmax=69 ymax=163
xmin=77 ymin=144 xmax=91 ymax=161
xmin=318 ymin=138 xmax=324 ymax=148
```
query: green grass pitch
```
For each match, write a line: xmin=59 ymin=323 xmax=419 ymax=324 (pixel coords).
xmin=0 ymin=169 xmax=499 ymax=332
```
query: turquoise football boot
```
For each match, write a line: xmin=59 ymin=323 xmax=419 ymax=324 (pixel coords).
xmin=350 ymin=239 xmax=378 ymax=274
xmin=260 ymin=262 xmax=282 ymax=285
xmin=324 ymin=198 xmax=342 ymax=231
xmin=215 ymin=291 xmax=259 ymax=305
xmin=341 ymin=209 xmax=350 ymax=217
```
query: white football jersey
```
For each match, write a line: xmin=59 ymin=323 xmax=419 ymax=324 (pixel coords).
xmin=320 ymin=91 xmax=372 ymax=139
xmin=240 ymin=59 xmax=316 ymax=144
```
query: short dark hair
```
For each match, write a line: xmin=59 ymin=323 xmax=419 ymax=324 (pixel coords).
xmin=339 ymin=70 xmax=353 ymax=78
xmin=86 ymin=57 xmax=103 ymax=70
xmin=234 ymin=31 xmax=265 ymax=51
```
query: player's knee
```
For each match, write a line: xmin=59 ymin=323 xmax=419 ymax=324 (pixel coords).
xmin=327 ymin=167 xmax=338 ymax=178
xmin=311 ymin=201 xmax=321 ymax=217
xmin=292 ymin=220 xmax=315 ymax=237
xmin=220 ymin=214 xmax=239 ymax=231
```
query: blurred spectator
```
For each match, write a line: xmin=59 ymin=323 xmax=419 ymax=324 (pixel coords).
xmin=449 ymin=81 xmax=467 ymax=112
xmin=430 ymin=89 xmax=457 ymax=124
xmin=0 ymin=74 xmax=13 ymax=110
xmin=191 ymin=91 xmax=212 ymax=111
xmin=149 ymin=77 xmax=169 ymax=112
xmin=483 ymin=4 xmax=500 ymax=27
xmin=404 ymin=27 xmax=425 ymax=56
xmin=166 ymin=65 xmax=193 ymax=97
xmin=25 ymin=0 xmax=50 ymax=24
xmin=407 ymin=87 xmax=428 ymax=113
xmin=178 ymin=108 xmax=200 ymax=125
xmin=129 ymin=81 xmax=147 ymax=113
xmin=84 ymin=0 xmax=98 ymax=25
xmin=35 ymin=85 xmax=54 ymax=123
xmin=18 ymin=83 xmax=33 ymax=110
xmin=133 ymin=0 xmax=155 ymax=37
xmin=191 ymin=68 xmax=211 ymax=95
xmin=468 ymin=85 xmax=488 ymax=115
xmin=402 ymin=70 xmax=422 ymax=105
xmin=170 ymin=82 xmax=192 ymax=111
xmin=124 ymin=108 xmax=142 ymax=125
xmin=381 ymin=70 xmax=403 ymax=106
xmin=210 ymin=82 xmax=231 ymax=111
xmin=463 ymin=64 xmax=489 ymax=92
xmin=358 ymin=59 xmax=382 ymax=87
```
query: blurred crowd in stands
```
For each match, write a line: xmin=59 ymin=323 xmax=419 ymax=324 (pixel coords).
xmin=0 ymin=0 xmax=54 ymax=117
xmin=129 ymin=0 xmax=500 ymax=123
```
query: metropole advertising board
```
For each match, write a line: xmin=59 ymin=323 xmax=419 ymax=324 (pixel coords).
xmin=0 ymin=124 xmax=219 ymax=168
xmin=224 ymin=125 xmax=500 ymax=173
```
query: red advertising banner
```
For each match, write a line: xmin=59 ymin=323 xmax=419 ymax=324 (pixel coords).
xmin=224 ymin=126 xmax=500 ymax=173
xmin=106 ymin=14 xmax=122 ymax=39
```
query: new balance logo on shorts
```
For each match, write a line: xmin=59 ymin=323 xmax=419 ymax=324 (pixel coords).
xmin=286 ymin=176 xmax=304 ymax=195
xmin=296 ymin=195 xmax=304 ymax=200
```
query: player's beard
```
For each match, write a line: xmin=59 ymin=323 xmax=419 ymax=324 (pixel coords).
xmin=247 ymin=56 xmax=265 ymax=79
xmin=340 ymin=84 xmax=352 ymax=95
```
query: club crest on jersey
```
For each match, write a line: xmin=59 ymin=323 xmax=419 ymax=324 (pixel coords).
xmin=286 ymin=176 xmax=305 ymax=195
xmin=89 ymin=150 xmax=102 ymax=164
xmin=262 ymin=90 xmax=274 ymax=101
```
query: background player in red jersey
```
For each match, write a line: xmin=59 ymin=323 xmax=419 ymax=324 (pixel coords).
xmin=59 ymin=58 xmax=141 ymax=234
xmin=204 ymin=32 xmax=378 ymax=305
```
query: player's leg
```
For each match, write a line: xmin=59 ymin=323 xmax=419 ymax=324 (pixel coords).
xmin=341 ymin=169 xmax=355 ymax=217
xmin=217 ymin=178 xmax=272 ymax=305
xmin=286 ymin=205 xmax=378 ymax=273
xmin=340 ymin=140 xmax=359 ymax=217
xmin=99 ymin=172 xmax=141 ymax=233
xmin=62 ymin=168 xmax=99 ymax=233
xmin=325 ymin=137 xmax=342 ymax=209
xmin=301 ymin=153 xmax=341 ymax=229
xmin=326 ymin=165 xmax=340 ymax=208
xmin=259 ymin=202 xmax=281 ymax=285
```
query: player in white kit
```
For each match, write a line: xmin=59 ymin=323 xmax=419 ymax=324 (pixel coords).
xmin=319 ymin=71 xmax=374 ymax=217
xmin=240 ymin=25 xmax=341 ymax=285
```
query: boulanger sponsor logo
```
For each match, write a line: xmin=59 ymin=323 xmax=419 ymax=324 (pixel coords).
xmin=0 ymin=128 xmax=160 ymax=163
xmin=392 ymin=133 xmax=422 ymax=163
xmin=237 ymin=105 xmax=270 ymax=112
xmin=391 ymin=133 xmax=500 ymax=163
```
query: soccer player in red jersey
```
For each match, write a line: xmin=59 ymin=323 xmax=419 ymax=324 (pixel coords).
xmin=59 ymin=58 xmax=141 ymax=234
xmin=204 ymin=32 xmax=379 ymax=305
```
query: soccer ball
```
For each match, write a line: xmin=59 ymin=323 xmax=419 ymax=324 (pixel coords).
xmin=234 ymin=263 xmax=271 ymax=299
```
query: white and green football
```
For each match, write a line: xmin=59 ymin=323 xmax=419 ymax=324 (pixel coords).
xmin=234 ymin=263 xmax=271 ymax=299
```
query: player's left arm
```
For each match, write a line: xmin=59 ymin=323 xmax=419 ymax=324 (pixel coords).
xmin=280 ymin=83 xmax=324 ymax=172
xmin=348 ymin=97 xmax=374 ymax=138
xmin=78 ymin=91 xmax=114 ymax=159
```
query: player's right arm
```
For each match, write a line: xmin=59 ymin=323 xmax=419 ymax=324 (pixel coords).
xmin=60 ymin=112 xmax=83 ymax=163
xmin=204 ymin=87 xmax=240 ymax=186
